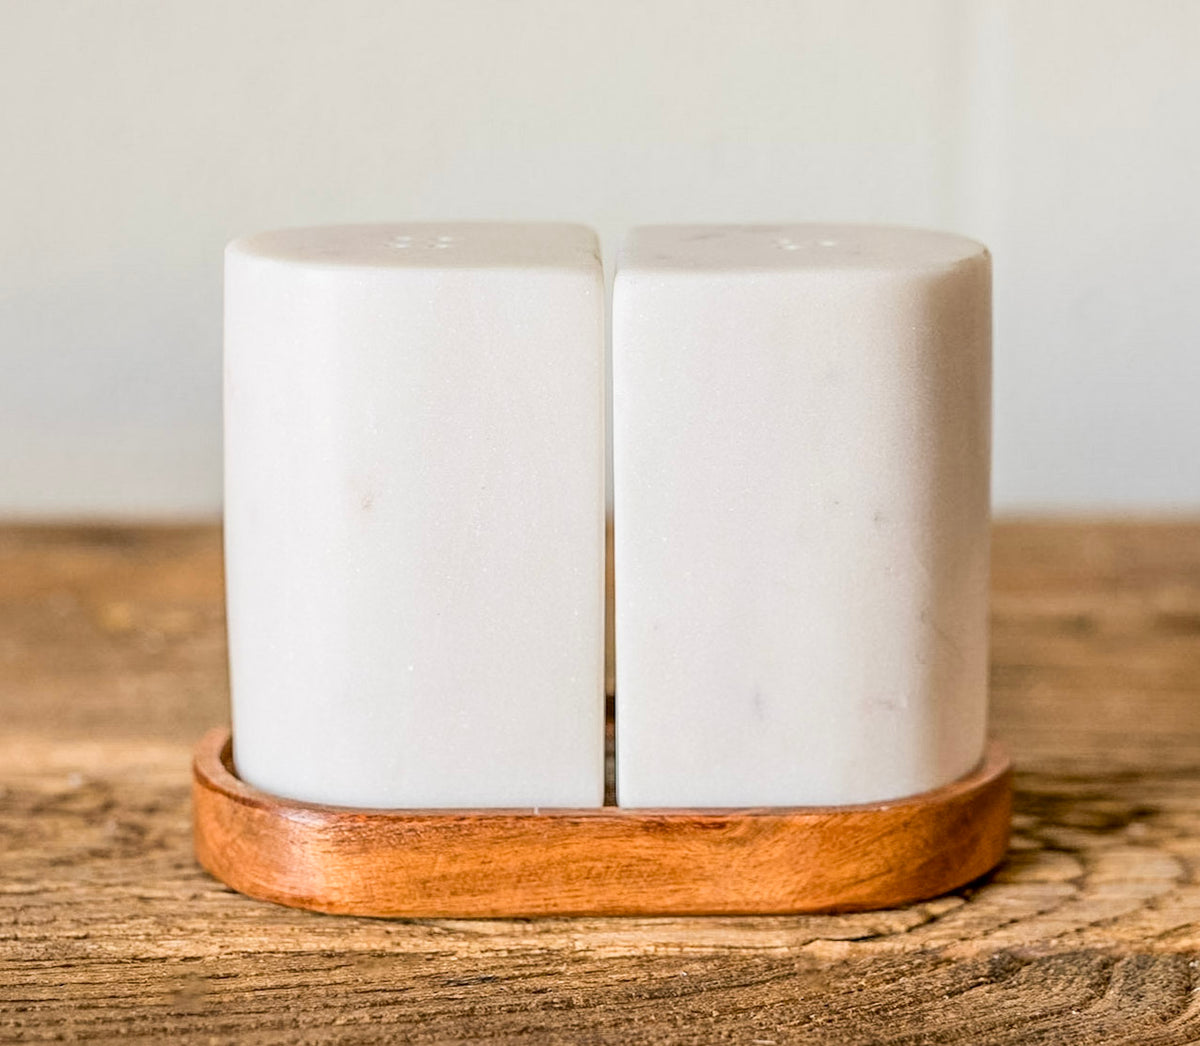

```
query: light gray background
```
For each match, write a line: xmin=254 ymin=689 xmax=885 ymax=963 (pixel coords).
xmin=2 ymin=0 xmax=1197 ymax=518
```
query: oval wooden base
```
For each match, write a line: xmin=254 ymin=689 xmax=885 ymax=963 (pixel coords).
xmin=193 ymin=729 xmax=1012 ymax=918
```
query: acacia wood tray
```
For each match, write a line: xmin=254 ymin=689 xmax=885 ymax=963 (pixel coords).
xmin=193 ymin=728 xmax=1011 ymax=917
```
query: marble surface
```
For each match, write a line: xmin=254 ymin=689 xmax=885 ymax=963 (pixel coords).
xmin=613 ymin=223 xmax=992 ymax=807
xmin=224 ymin=223 xmax=606 ymax=808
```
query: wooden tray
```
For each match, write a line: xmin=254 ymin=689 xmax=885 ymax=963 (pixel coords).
xmin=193 ymin=729 xmax=1011 ymax=917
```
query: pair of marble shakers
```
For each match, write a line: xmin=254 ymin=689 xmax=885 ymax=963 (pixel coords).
xmin=225 ymin=222 xmax=991 ymax=815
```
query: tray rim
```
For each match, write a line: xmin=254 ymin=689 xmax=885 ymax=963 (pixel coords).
xmin=198 ymin=728 xmax=1007 ymax=819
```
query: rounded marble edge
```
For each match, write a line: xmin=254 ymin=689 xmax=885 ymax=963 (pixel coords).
xmin=616 ymin=222 xmax=990 ymax=278
xmin=226 ymin=222 xmax=602 ymax=274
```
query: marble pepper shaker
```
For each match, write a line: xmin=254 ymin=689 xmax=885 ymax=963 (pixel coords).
xmin=224 ymin=223 xmax=606 ymax=808
xmin=613 ymin=224 xmax=991 ymax=808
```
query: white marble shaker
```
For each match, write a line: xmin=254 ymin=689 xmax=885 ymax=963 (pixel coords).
xmin=613 ymin=224 xmax=991 ymax=808
xmin=225 ymin=223 xmax=606 ymax=808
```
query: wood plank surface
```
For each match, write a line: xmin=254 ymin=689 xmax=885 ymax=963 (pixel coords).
xmin=4 ymin=521 xmax=1200 ymax=1043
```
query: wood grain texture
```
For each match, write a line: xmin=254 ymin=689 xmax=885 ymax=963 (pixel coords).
xmin=5 ymin=521 xmax=1200 ymax=1042
xmin=193 ymin=731 xmax=1011 ymax=917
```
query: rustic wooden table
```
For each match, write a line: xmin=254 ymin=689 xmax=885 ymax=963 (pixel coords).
xmin=3 ymin=522 xmax=1200 ymax=1043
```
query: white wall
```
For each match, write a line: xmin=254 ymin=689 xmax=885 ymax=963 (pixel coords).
xmin=1 ymin=0 xmax=1197 ymax=517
